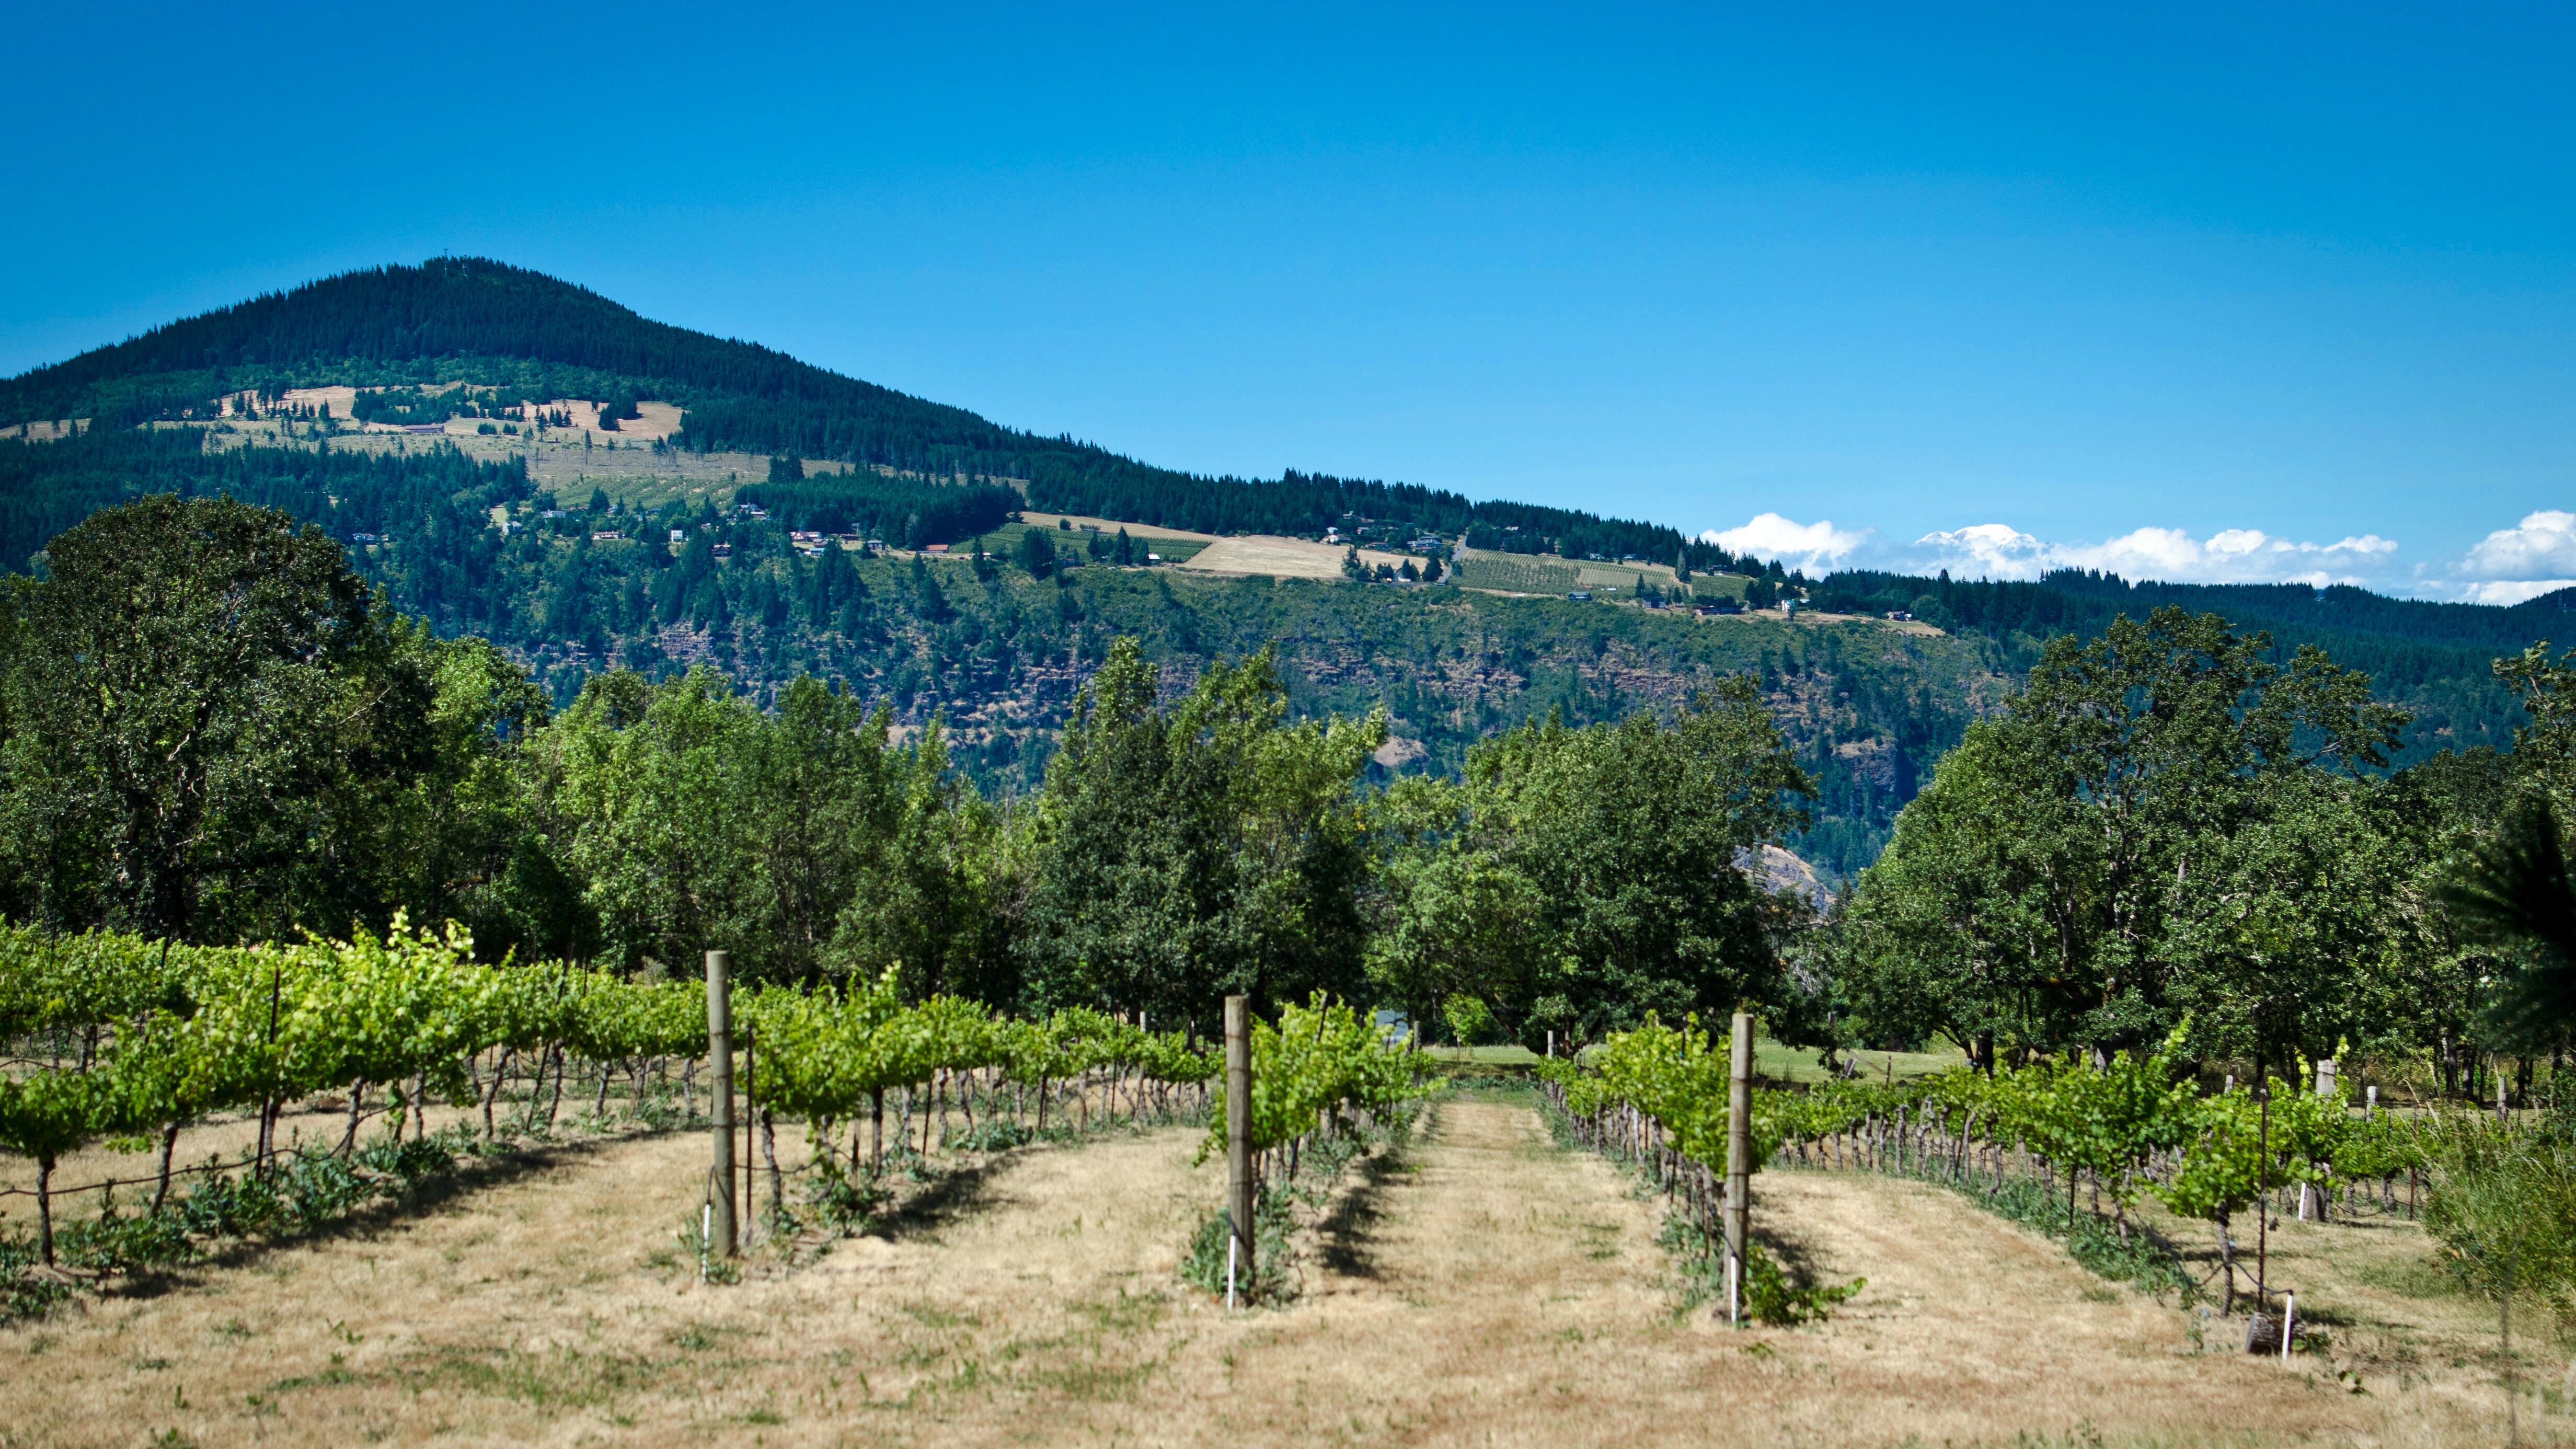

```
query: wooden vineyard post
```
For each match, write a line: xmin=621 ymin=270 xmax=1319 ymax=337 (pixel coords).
xmin=706 ymin=949 xmax=738 ymax=1259
xmin=1225 ymin=994 xmax=1254 ymax=1305
xmin=1724 ymin=1006 xmax=1754 ymax=1328
xmin=2251 ymin=1083 xmax=2270 ymax=1307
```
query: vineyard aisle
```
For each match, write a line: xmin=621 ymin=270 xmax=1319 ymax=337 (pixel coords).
xmin=0 ymin=1097 xmax=2488 ymax=1447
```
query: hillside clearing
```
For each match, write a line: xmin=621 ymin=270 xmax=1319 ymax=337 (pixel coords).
xmin=1183 ymin=533 xmax=1413 ymax=579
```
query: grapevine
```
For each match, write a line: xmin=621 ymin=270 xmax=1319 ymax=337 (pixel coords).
xmin=1534 ymin=1018 xmax=2439 ymax=1314
xmin=1198 ymin=993 xmax=1421 ymax=1170
xmin=0 ymin=918 xmax=1232 ymax=1278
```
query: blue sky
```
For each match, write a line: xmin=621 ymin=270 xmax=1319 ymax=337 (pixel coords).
xmin=5 ymin=4 xmax=2571 ymax=599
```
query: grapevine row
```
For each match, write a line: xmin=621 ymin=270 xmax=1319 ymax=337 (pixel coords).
xmin=0 ymin=919 xmax=1227 ymax=1268
xmin=1540 ymin=1019 xmax=2445 ymax=1311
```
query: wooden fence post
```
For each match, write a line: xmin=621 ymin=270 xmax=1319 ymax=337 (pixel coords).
xmin=1724 ymin=1006 xmax=1754 ymax=1327
xmin=1225 ymin=995 xmax=1255 ymax=1297
xmin=706 ymin=949 xmax=737 ymax=1259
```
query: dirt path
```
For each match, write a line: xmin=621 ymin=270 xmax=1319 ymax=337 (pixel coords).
xmin=1176 ymin=1098 xmax=2467 ymax=1448
xmin=0 ymin=1097 xmax=2505 ymax=1446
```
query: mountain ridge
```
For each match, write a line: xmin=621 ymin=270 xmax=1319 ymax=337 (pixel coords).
xmin=0 ymin=257 xmax=2560 ymax=879
xmin=12 ymin=256 xmax=2565 ymax=635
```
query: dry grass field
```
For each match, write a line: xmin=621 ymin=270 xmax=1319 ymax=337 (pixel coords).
xmin=1014 ymin=514 xmax=1416 ymax=578
xmin=1015 ymin=511 xmax=1218 ymax=546
xmin=0 ymin=1088 xmax=2528 ymax=1448
xmin=1 ymin=419 xmax=85 ymax=441
xmin=1182 ymin=534 xmax=1411 ymax=580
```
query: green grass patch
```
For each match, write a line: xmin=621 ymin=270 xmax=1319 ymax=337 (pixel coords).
xmin=996 ymin=519 xmax=1213 ymax=566
xmin=1126 ymin=535 xmax=1210 ymax=564
xmin=1757 ymin=1037 xmax=1966 ymax=1086
xmin=399 ymin=1342 xmax=658 ymax=1409
xmin=1557 ymin=1035 xmax=1963 ymax=1085
xmin=1421 ymin=1044 xmax=1546 ymax=1067
xmin=2346 ymin=1252 xmax=2466 ymax=1301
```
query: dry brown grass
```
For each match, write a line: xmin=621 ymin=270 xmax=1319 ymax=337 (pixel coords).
xmin=0 ymin=419 xmax=83 ymax=441
xmin=1183 ymin=535 xmax=1411 ymax=580
xmin=1011 ymin=513 xmax=1422 ymax=578
xmin=0 ymin=1096 xmax=2528 ymax=1447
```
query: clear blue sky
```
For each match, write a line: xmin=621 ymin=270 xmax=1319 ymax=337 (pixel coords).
xmin=6 ymin=3 xmax=2571 ymax=598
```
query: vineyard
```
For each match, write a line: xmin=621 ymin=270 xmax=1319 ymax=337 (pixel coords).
xmin=0 ymin=947 xmax=2542 ymax=1445
xmin=0 ymin=837 xmax=2554 ymax=1446
xmin=0 ymin=240 xmax=2570 ymax=1447
xmin=1451 ymin=553 xmax=1581 ymax=594
xmin=0 ymin=920 xmax=1435 ymax=1326
xmin=1539 ymin=1018 xmax=2480 ymax=1330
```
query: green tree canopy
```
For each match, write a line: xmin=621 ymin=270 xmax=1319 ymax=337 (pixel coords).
xmin=0 ymin=495 xmax=433 ymax=941
xmin=1462 ymin=676 xmax=1813 ymax=1043
xmin=1832 ymin=607 xmax=2409 ymax=1066
xmin=1017 ymin=638 xmax=1384 ymax=1029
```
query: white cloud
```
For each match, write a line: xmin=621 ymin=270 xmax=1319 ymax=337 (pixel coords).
xmin=1911 ymin=523 xmax=2397 ymax=586
xmin=2461 ymin=578 xmax=2576 ymax=606
xmin=1911 ymin=523 xmax=2050 ymax=579
xmin=2462 ymin=511 xmax=2576 ymax=581
xmin=1700 ymin=513 xmax=1869 ymax=572
xmin=1704 ymin=504 xmax=2576 ymax=607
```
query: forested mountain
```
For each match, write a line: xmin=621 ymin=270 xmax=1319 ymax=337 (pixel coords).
xmin=3 ymin=257 xmax=2568 ymax=884
xmin=0 ymin=259 xmax=1704 ymax=565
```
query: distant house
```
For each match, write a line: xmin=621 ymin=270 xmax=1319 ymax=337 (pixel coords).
xmin=1408 ymin=536 xmax=1441 ymax=551
xmin=1567 ymin=590 xmax=1592 ymax=602
xmin=923 ymin=543 xmax=949 ymax=554
xmin=349 ymin=532 xmax=381 ymax=544
xmin=711 ymin=543 xmax=732 ymax=558
xmin=1885 ymin=610 xmax=1914 ymax=622
xmin=592 ymin=531 xmax=623 ymax=542
xmin=670 ymin=529 xmax=687 ymax=544
xmin=1146 ymin=553 xmax=1164 ymax=564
